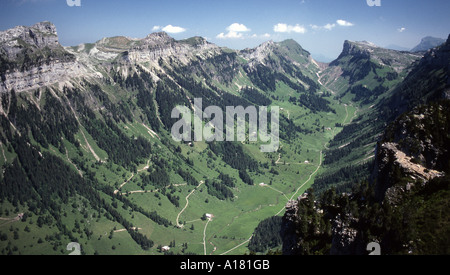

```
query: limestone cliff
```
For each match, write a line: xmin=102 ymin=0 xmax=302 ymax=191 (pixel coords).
xmin=0 ymin=22 xmax=85 ymax=93
xmin=373 ymin=101 xmax=448 ymax=202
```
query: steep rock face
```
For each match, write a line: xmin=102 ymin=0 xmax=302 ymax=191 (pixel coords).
xmin=0 ymin=25 xmax=225 ymax=94
xmin=126 ymin=32 xmax=180 ymax=63
xmin=336 ymin=40 xmax=373 ymax=60
xmin=0 ymin=62 xmax=85 ymax=94
xmin=280 ymin=200 xmax=300 ymax=255
xmin=0 ymin=22 xmax=84 ymax=93
xmin=281 ymin=193 xmax=367 ymax=255
xmin=373 ymin=101 xmax=449 ymax=202
xmin=330 ymin=213 xmax=365 ymax=255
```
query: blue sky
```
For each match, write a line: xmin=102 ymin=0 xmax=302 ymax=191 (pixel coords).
xmin=1 ymin=0 xmax=449 ymax=61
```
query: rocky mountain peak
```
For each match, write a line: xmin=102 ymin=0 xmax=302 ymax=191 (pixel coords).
xmin=331 ymin=39 xmax=423 ymax=74
xmin=418 ymin=34 xmax=450 ymax=67
xmin=31 ymin=21 xmax=58 ymax=36
xmin=339 ymin=40 xmax=376 ymax=58
xmin=0 ymin=21 xmax=59 ymax=49
xmin=141 ymin=32 xmax=175 ymax=46
xmin=240 ymin=40 xmax=275 ymax=61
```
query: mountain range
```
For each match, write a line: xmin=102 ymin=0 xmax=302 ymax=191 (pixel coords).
xmin=0 ymin=22 xmax=448 ymax=255
xmin=386 ymin=36 xmax=446 ymax=53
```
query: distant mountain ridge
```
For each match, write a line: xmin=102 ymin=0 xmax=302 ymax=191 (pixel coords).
xmin=411 ymin=36 xmax=446 ymax=52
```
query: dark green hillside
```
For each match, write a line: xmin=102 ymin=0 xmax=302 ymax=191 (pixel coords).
xmin=282 ymin=100 xmax=450 ymax=255
xmin=281 ymin=36 xmax=450 ymax=255
xmin=379 ymin=35 xmax=450 ymax=121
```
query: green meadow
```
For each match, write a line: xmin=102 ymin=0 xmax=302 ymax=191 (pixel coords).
xmin=1 ymin=74 xmax=351 ymax=256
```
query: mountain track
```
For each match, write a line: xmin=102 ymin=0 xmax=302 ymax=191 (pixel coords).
xmin=176 ymin=181 xmax=204 ymax=228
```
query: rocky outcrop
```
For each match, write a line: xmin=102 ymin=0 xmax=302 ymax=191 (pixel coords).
xmin=0 ymin=22 xmax=85 ymax=93
xmin=374 ymin=142 xmax=445 ymax=201
xmin=280 ymin=200 xmax=300 ymax=255
xmin=338 ymin=40 xmax=373 ymax=60
xmin=0 ymin=61 xmax=85 ymax=94
xmin=373 ymin=101 xmax=448 ymax=202
xmin=240 ymin=41 xmax=276 ymax=67
xmin=0 ymin=21 xmax=60 ymax=60
xmin=330 ymin=213 xmax=364 ymax=255
xmin=281 ymin=193 xmax=368 ymax=255
xmin=281 ymin=100 xmax=449 ymax=255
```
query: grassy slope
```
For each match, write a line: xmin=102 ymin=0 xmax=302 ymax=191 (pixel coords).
xmin=0 ymin=42 xmax=354 ymax=255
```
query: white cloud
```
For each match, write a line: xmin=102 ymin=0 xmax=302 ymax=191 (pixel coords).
xmin=336 ymin=20 xmax=354 ymax=27
xmin=311 ymin=23 xmax=336 ymax=31
xmin=311 ymin=20 xmax=354 ymax=31
xmin=152 ymin=26 xmax=161 ymax=32
xmin=161 ymin=25 xmax=186 ymax=34
xmin=324 ymin=23 xmax=336 ymax=31
xmin=216 ymin=31 xmax=243 ymax=39
xmin=273 ymin=23 xmax=307 ymax=34
xmin=397 ymin=27 xmax=406 ymax=33
xmin=227 ymin=23 xmax=251 ymax=32
xmin=250 ymin=33 xmax=271 ymax=39
xmin=216 ymin=23 xmax=251 ymax=39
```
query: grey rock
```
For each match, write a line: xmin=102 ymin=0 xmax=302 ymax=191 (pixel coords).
xmin=0 ymin=22 xmax=85 ymax=93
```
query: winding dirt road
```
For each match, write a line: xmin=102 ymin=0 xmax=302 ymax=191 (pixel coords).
xmin=176 ymin=181 xmax=204 ymax=228
xmin=0 ymin=214 xmax=23 ymax=228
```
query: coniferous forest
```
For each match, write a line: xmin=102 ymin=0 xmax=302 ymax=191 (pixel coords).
xmin=0 ymin=18 xmax=449 ymax=257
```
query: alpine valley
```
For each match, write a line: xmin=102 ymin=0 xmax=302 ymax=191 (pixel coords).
xmin=0 ymin=22 xmax=448 ymax=255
